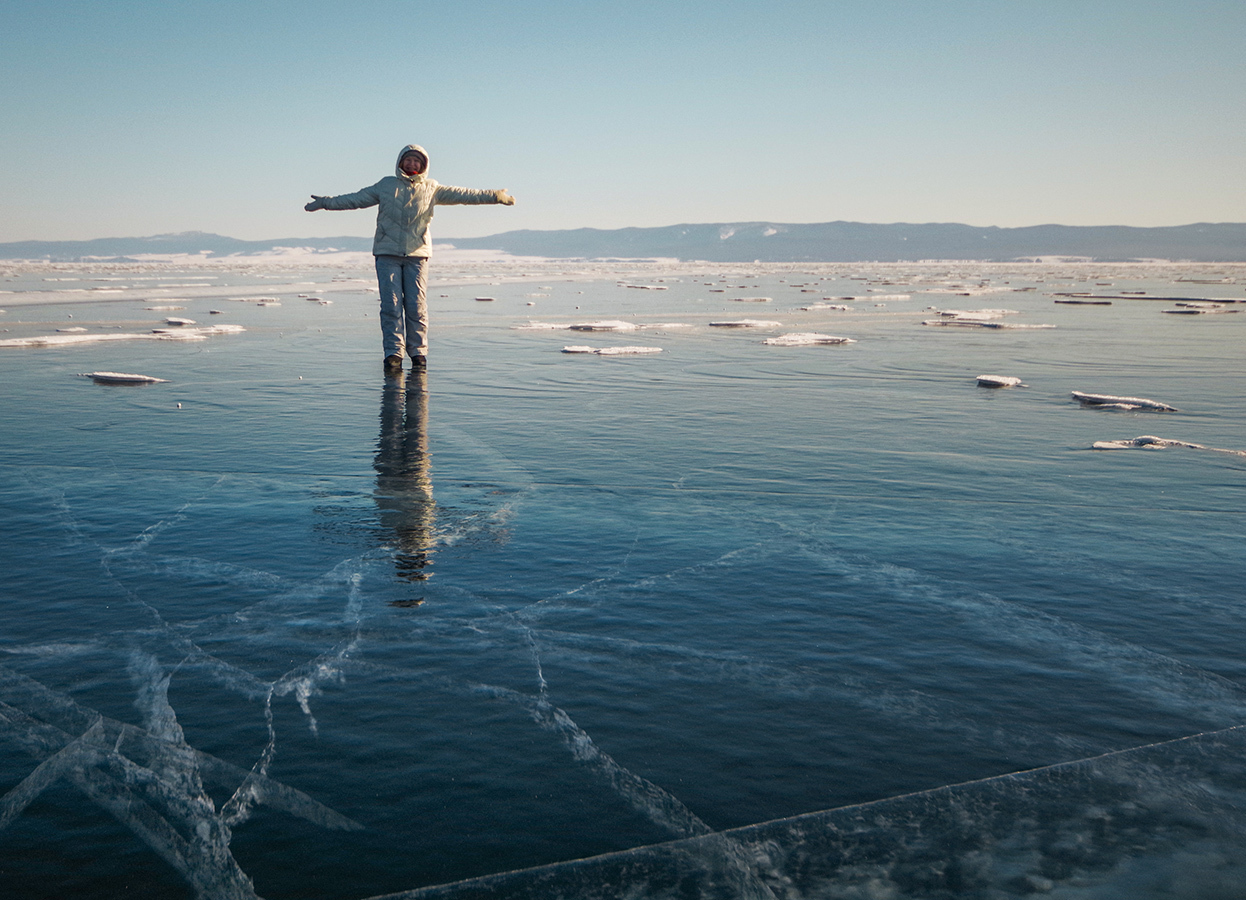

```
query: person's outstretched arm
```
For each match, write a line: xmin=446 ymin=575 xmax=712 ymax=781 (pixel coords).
xmin=304 ymin=183 xmax=383 ymax=212
xmin=433 ymin=185 xmax=516 ymax=206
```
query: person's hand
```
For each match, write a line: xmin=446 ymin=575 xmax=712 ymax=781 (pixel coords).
xmin=496 ymin=190 xmax=515 ymax=206
xmin=304 ymin=195 xmax=327 ymax=212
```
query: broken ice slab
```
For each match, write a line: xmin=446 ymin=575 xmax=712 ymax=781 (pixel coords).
xmin=1072 ymin=391 xmax=1178 ymax=412
xmin=923 ymin=319 xmax=1055 ymax=329
xmin=930 ymin=308 xmax=1019 ymax=320
xmin=1092 ymin=435 xmax=1246 ymax=456
xmin=561 ymin=346 xmax=662 ymax=355
xmin=761 ymin=333 xmax=856 ymax=346
xmin=594 ymin=346 xmax=662 ymax=356
xmin=728 ymin=296 xmax=772 ymax=303
xmin=164 ymin=317 xmax=196 ymax=326
xmin=1162 ymin=302 xmax=1239 ymax=314
xmin=708 ymin=320 xmax=782 ymax=328
xmin=79 ymin=372 xmax=169 ymax=385
xmin=975 ymin=375 xmax=1024 ymax=388
xmin=568 ymin=320 xmax=638 ymax=332
xmin=0 ymin=324 xmax=244 ymax=348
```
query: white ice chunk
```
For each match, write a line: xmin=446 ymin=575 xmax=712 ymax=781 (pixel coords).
xmin=709 ymin=319 xmax=782 ymax=328
xmin=923 ymin=319 xmax=1054 ymax=329
xmin=729 ymin=296 xmax=772 ymax=303
xmin=569 ymin=320 xmax=639 ymax=332
xmin=164 ymin=317 xmax=196 ymax=326
xmin=932 ymin=308 xmax=1018 ymax=320
xmin=0 ymin=324 xmax=243 ymax=348
xmin=1073 ymin=391 xmax=1178 ymax=411
xmin=1093 ymin=435 xmax=1246 ymax=456
xmin=976 ymin=375 xmax=1025 ymax=388
xmin=1162 ymin=304 xmax=1238 ymax=314
xmin=595 ymin=346 xmax=662 ymax=355
xmin=561 ymin=345 xmax=662 ymax=355
xmin=762 ymin=333 xmax=856 ymax=346
xmin=80 ymin=372 xmax=169 ymax=384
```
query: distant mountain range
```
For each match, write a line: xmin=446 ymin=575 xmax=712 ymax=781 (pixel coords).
xmin=3 ymin=222 xmax=1244 ymax=263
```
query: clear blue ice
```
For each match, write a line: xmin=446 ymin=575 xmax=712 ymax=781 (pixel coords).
xmin=1 ymin=257 xmax=1244 ymax=898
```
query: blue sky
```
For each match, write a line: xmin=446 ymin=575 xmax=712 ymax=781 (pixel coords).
xmin=2 ymin=0 xmax=1243 ymax=242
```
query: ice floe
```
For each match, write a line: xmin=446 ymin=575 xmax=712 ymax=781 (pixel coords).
xmin=976 ymin=375 xmax=1025 ymax=388
xmin=1072 ymin=391 xmax=1178 ymax=411
xmin=929 ymin=308 xmax=1019 ymax=320
xmin=762 ymin=333 xmax=856 ymax=346
xmin=568 ymin=320 xmax=639 ymax=332
xmin=729 ymin=296 xmax=772 ymax=303
xmin=709 ymin=319 xmax=782 ymax=328
xmin=562 ymin=345 xmax=662 ymax=355
xmin=0 ymin=324 xmax=244 ymax=348
xmin=923 ymin=319 xmax=1055 ymax=329
xmin=1092 ymin=435 xmax=1246 ymax=456
xmin=79 ymin=371 xmax=169 ymax=384
xmin=1162 ymin=302 xmax=1240 ymax=315
xmin=618 ymin=282 xmax=668 ymax=290
xmin=165 ymin=317 xmax=196 ymax=326
xmin=798 ymin=303 xmax=851 ymax=311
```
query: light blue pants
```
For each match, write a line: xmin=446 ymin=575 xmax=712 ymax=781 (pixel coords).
xmin=375 ymin=255 xmax=429 ymax=360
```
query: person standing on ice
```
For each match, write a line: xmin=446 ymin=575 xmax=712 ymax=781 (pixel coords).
xmin=305 ymin=144 xmax=515 ymax=373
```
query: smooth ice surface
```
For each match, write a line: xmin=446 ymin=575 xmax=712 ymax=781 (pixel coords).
xmin=1 ymin=256 xmax=1245 ymax=899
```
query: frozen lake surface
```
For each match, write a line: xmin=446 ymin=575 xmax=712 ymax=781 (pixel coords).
xmin=1 ymin=254 xmax=1245 ymax=898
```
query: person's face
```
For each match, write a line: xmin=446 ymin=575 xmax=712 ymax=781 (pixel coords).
xmin=400 ymin=153 xmax=426 ymax=175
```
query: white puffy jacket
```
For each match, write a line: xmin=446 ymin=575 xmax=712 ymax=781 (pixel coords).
xmin=317 ymin=145 xmax=505 ymax=258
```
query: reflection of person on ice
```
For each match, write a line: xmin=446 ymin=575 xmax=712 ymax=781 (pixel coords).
xmin=305 ymin=144 xmax=515 ymax=373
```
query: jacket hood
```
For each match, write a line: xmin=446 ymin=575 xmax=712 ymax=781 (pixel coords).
xmin=396 ymin=144 xmax=429 ymax=178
